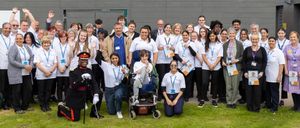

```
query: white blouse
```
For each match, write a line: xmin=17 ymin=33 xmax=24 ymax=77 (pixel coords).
xmin=201 ymin=42 xmax=223 ymax=71
xmin=156 ymin=33 xmax=176 ymax=64
xmin=100 ymin=61 xmax=126 ymax=88
xmin=34 ymin=48 xmax=57 ymax=80
xmin=161 ymin=71 xmax=186 ymax=94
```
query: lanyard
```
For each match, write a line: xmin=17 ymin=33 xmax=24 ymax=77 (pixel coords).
xmin=170 ymin=75 xmax=177 ymax=90
xmin=277 ymin=39 xmax=286 ymax=50
xmin=210 ymin=44 xmax=215 ymax=58
xmin=182 ymin=43 xmax=187 ymax=57
xmin=1 ymin=34 xmax=10 ymax=50
xmin=59 ymin=43 xmax=67 ymax=59
xmin=113 ymin=67 xmax=120 ymax=81
xmin=79 ymin=43 xmax=84 ymax=52
xmin=228 ymin=42 xmax=235 ymax=58
xmin=251 ymin=50 xmax=258 ymax=60
xmin=291 ymin=47 xmax=298 ymax=62
xmin=164 ymin=37 xmax=171 ymax=46
xmin=19 ymin=47 xmax=28 ymax=61
xmin=43 ymin=49 xmax=51 ymax=64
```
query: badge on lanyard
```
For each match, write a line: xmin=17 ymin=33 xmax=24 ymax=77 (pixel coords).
xmin=170 ymin=76 xmax=177 ymax=94
xmin=251 ymin=61 xmax=257 ymax=66
xmin=60 ymin=59 xmax=66 ymax=64
xmin=115 ymin=46 xmax=120 ymax=50
xmin=22 ymin=60 xmax=29 ymax=65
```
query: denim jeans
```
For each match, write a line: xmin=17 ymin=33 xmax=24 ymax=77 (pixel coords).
xmin=105 ymin=84 xmax=124 ymax=114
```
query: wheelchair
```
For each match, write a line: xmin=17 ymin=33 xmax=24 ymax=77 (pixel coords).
xmin=127 ymin=50 xmax=161 ymax=119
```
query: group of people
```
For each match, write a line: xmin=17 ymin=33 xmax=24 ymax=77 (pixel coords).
xmin=1 ymin=7 xmax=300 ymax=122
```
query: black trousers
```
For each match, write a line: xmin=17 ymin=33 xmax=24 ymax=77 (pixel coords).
xmin=37 ymin=79 xmax=54 ymax=107
xmin=194 ymin=68 xmax=202 ymax=101
xmin=0 ymin=69 xmax=11 ymax=107
xmin=51 ymin=78 xmax=57 ymax=97
xmin=218 ymin=68 xmax=226 ymax=100
xmin=239 ymin=75 xmax=247 ymax=102
xmin=265 ymin=82 xmax=279 ymax=111
xmin=92 ymin=64 xmax=101 ymax=88
xmin=292 ymin=93 xmax=300 ymax=110
xmin=156 ymin=64 xmax=170 ymax=99
xmin=57 ymin=77 xmax=69 ymax=101
xmin=281 ymin=70 xmax=288 ymax=99
xmin=246 ymin=78 xmax=263 ymax=112
xmin=31 ymin=68 xmax=38 ymax=96
xmin=181 ymin=70 xmax=194 ymax=99
xmin=11 ymin=75 xmax=32 ymax=111
xmin=202 ymin=70 xmax=219 ymax=100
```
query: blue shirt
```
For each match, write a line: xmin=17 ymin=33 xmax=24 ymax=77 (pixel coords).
xmin=114 ymin=35 xmax=126 ymax=65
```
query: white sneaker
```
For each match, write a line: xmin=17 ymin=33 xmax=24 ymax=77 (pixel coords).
xmin=131 ymin=96 xmax=139 ymax=105
xmin=117 ymin=112 xmax=123 ymax=119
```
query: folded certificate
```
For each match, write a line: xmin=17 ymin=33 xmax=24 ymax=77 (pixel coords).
xmin=164 ymin=48 xmax=175 ymax=58
xmin=289 ymin=71 xmax=299 ymax=86
xmin=227 ymin=64 xmax=239 ymax=76
xmin=180 ymin=61 xmax=193 ymax=76
xmin=248 ymin=71 xmax=259 ymax=85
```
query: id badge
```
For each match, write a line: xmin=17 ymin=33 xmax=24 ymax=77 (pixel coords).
xmin=60 ymin=59 xmax=66 ymax=64
xmin=293 ymin=63 xmax=298 ymax=67
xmin=22 ymin=60 xmax=29 ymax=65
xmin=227 ymin=57 xmax=232 ymax=64
xmin=170 ymin=89 xmax=175 ymax=94
xmin=115 ymin=46 xmax=120 ymax=50
xmin=251 ymin=61 xmax=257 ymax=66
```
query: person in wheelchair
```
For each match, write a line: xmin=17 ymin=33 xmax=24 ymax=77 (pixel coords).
xmin=162 ymin=60 xmax=185 ymax=117
xmin=132 ymin=50 xmax=153 ymax=105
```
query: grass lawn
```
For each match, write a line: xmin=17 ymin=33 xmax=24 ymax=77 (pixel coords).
xmin=1 ymin=102 xmax=300 ymax=128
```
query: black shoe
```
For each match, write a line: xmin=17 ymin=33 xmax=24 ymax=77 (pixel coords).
xmin=279 ymin=100 xmax=284 ymax=106
xmin=198 ymin=100 xmax=205 ymax=108
xmin=90 ymin=112 xmax=104 ymax=119
xmin=50 ymin=96 xmax=58 ymax=102
xmin=15 ymin=110 xmax=25 ymax=114
xmin=41 ymin=107 xmax=47 ymax=112
xmin=2 ymin=105 xmax=10 ymax=110
xmin=184 ymin=98 xmax=189 ymax=102
xmin=226 ymin=104 xmax=232 ymax=108
xmin=238 ymin=99 xmax=246 ymax=104
xmin=45 ymin=106 xmax=52 ymax=111
xmin=212 ymin=100 xmax=218 ymax=107
xmin=204 ymin=97 xmax=209 ymax=101
xmin=232 ymin=104 xmax=237 ymax=109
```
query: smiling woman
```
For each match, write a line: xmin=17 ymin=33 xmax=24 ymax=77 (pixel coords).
xmin=7 ymin=33 xmax=34 ymax=114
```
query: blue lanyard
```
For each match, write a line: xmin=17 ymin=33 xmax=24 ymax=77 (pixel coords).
xmin=113 ymin=67 xmax=120 ymax=81
xmin=1 ymin=34 xmax=10 ymax=50
xmin=291 ymin=47 xmax=298 ymax=62
xmin=277 ymin=39 xmax=286 ymax=50
xmin=43 ymin=50 xmax=51 ymax=64
xmin=164 ymin=37 xmax=170 ymax=46
xmin=59 ymin=43 xmax=67 ymax=59
xmin=170 ymin=75 xmax=177 ymax=90
xmin=19 ymin=47 xmax=28 ymax=61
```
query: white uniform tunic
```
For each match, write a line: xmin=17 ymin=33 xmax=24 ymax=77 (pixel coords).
xmin=100 ymin=61 xmax=125 ymax=88
xmin=156 ymin=33 xmax=176 ymax=64
xmin=201 ymin=42 xmax=223 ymax=71
xmin=17 ymin=45 xmax=31 ymax=76
xmin=53 ymin=42 xmax=71 ymax=77
xmin=265 ymin=48 xmax=285 ymax=83
xmin=130 ymin=37 xmax=158 ymax=61
xmin=34 ymin=48 xmax=57 ymax=80
xmin=0 ymin=34 xmax=13 ymax=69
xmin=193 ymin=40 xmax=204 ymax=68
xmin=161 ymin=71 xmax=186 ymax=94
xmin=276 ymin=38 xmax=290 ymax=51
xmin=175 ymin=41 xmax=196 ymax=71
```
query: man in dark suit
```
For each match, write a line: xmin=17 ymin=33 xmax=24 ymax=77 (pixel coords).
xmin=151 ymin=19 xmax=164 ymax=41
xmin=94 ymin=19 xmax=108 ymax=38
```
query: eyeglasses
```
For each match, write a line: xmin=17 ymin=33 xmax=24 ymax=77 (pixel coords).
xmin=12 ymin=25 xmax=19 ymax=27
xmin=170 ymin=65 xmax=177 ymax=67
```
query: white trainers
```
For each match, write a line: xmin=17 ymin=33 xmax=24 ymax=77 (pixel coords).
xmin=117 ymin=112 xmax=123 ymax=119
xmin=131 ymin=96 xmax=139 ymax=105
